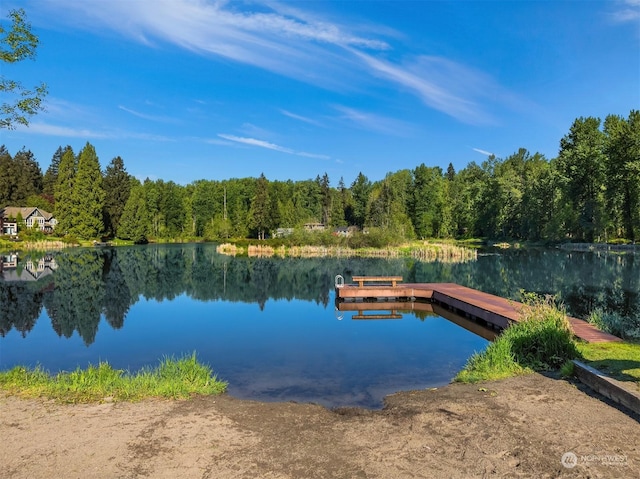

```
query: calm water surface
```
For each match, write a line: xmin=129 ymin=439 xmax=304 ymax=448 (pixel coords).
xmin=1 ymin=244 xmax=638 ymax=408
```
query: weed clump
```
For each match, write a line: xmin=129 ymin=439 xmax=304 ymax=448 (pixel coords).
xmin=456 ymin=294 xmax=580 ymax=383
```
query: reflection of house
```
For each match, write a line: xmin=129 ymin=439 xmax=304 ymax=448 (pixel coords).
xmin=0 ymin=252 xmax=19 ymax=276
xmin=1 ymin=252 xmax=18 ymax=269
xmin=0 ymin=207 xmax=57 ymax=235
xmin=0 ymin=253 xmax=58 ymax=281
xmin=304 ymin=223 xmax=325 ymax=232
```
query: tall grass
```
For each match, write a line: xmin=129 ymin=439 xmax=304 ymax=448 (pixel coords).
xmin=455 ymin=295 xmax=580 ymax=383
xmin=587 ymin=308 xmax=640 ymax=341
xmin=218 ymin=241 xmax=477 ymax=263
xmin=0 ymin=353 xmax=227 ymax=403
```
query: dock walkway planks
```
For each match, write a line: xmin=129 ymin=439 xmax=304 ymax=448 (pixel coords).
xmin=336 ymin=281 xmax=621 ymax=343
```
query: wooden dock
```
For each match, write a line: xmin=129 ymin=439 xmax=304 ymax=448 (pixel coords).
xmin=335 ymin=280 xmax=621 ymax=343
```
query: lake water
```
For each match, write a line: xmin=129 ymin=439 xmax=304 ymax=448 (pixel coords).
xmin=1 ymin=244 xmax=638 ymax=408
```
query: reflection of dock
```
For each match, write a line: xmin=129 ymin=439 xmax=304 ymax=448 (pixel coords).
xmin=335 ymin=299 xmax=498 ymax=340
xmin=336 ymin=280 xmax=621 ymax=343
xmin=335 ymin=302 xmax=412 ymax=320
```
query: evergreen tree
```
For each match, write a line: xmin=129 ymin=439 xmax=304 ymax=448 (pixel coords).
xmin=0 ymin=146 xmax=14 ymax=206
xmin=71 ymin=142 xmax=105 ymax=239
xmin=350 ymin=172 xmax=371 ymax=228
xmin=319 ymin=172 xmax=331 ymax=226
xmin=0 ymin=147 xmax=42 ymax=205
xmin=248 ymin=173 xmax=271 ymax=239
xmin=446 ymin=162 xmax=456 ymax=181
xmin=53 ymin=146 xmax=76 ymax=235
xmin=43 ymin=146 xmax=70 ymax=197
xmin=12 ymin=148 xmax=42 ymax=204
xmin=103 ymin=156 xmax=131 ymax=237
xmin=118 ymin=181 xmax=150 ymax=243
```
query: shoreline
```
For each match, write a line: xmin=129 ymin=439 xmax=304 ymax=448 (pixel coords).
xmin=2 ymin=373 xmax=638 ymax=478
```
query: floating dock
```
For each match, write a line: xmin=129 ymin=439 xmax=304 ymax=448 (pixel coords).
xmin=335 ymin=279 xmax=621 ymax=343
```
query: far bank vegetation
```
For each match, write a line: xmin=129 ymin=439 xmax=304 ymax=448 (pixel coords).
xmin=217 ymin=240 xmax=477 ymax=263
xmin=1 ymin=110 xmax=639 ymax=247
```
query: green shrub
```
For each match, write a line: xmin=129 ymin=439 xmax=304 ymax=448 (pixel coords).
xmin=587 ymin=308 xmax=640 ymax=341
xmin=506 ymin=296 xmax=580 ymax=370
xmin=61 ymin=234 xmax=80 ymax=245
xmin=20 ymin=228 xmax=47 ymax=241
xmin=456 ymin=295 xmax=581 ymax=383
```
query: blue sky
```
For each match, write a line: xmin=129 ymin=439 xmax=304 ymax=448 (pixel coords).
xmin=2 ymin=0 xmax=639 ymax=185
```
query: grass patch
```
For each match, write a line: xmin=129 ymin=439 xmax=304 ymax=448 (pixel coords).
xmin=455 ymin=295 xmax=581 ymax=383
xmin=0 ymin=353 xmax=227 ymax=403
xmin=578 ymin=342 xmax=640 ymax=387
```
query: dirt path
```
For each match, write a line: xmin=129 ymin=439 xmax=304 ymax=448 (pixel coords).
xmin=1 ymin=373 xmax=638 ymax=478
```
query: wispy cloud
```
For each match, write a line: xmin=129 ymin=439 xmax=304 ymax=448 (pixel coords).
xmin=118 ymin=105 xmax=178 ymax=123
xmin=352 ymin=51 xmax=512 ymax=125
xmin=280 ymin=109 xmax=323 ymax=127
xmin=218 ymin=134 xmax=293 ymax=154
xmin=17 ymin=122 xmax=111 ymax=139
xmin=42 ymin=0 xmax=386 ymax=89
xmin=217 ymin=133 xmax=329 ymax=159
xmin=240 ymin=123 xmax=274 ymax=139
xmin=38 ymin=0 xmax=512 ymax=123
xmin=15 ymin=121 xmax=173 ymax=142
xmin=472 ymin=147 xmax=494 ymax=156
xmin=610 ymin=0 xmax=640 ymax=22
xmin=333 ymin=105 xmax=413 ymax=135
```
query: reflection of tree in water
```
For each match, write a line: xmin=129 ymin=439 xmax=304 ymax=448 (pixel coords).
xmin=47 ymin=249 xmax=105 ymax=345
xmin=102 ymin=249 xmax=131 ymax=329
xmin=2 ymin=245 xmax=638 ymax=344
xmin=0 ymin=283 xmax=45 ymax=337
xmin=251 ymin=259 xmax=277 ymax=311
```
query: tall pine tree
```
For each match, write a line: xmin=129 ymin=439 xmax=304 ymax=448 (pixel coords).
xmin=71 ymin=142 xmax=105 ymax=239
xmin=103 ymin=156 xmax=131 ymax=237
xmin=248 ymin=173 xmax=271 ymax=239
xmin=53 ymin=147 xmax=76 ymax=235
xmin=43 ymin=146 xmax=71 ymax=197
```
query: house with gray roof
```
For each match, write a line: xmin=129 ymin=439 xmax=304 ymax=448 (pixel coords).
xmin=0 ymin=207 xmax=57 ymax=235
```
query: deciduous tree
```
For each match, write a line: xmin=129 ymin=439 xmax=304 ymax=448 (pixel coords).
xmin=1 ymin=8 xmax=47 ymax=129
xmin=557 ymin=117 xmax=607 ymax=242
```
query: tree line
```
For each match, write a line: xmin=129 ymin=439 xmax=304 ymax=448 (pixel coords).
xmin=1 ymin=110 xmax=638 ymax=243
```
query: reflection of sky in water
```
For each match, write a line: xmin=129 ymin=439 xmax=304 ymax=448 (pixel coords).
xmin=0 ymin=291 xmax=488 ymax=409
